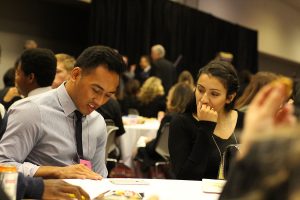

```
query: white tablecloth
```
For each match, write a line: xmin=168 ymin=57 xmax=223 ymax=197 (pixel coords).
xmin=120 ymin=119 xmax=160 ymax=167
xmin=65 ymin=178 xmax=220 ymax=200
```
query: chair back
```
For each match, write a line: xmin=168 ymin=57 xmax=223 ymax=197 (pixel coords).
xmin=105 ymin=125 xmax=119 ymax=161
xmin=155 ymin=123 xmax=170 ymax=160
xmin=105 ymin=119 xmax=115 ymax=126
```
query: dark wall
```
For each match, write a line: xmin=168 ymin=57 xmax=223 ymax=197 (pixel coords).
xmin=0 ymin=0 xmax=90 ymax=57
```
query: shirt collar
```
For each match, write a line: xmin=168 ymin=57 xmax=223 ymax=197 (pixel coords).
xmin=28 ymin=86 xmax=52 ymax=97
xmin=57 ymin=83 xmax=77 ymax=117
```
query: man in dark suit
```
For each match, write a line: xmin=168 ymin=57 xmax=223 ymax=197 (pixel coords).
xmin=151 ymin=44 xmax=176 ymax=93
xmin=135 ymin=55 xmax=153 ymax=84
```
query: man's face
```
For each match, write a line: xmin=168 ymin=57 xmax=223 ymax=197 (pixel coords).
xmin=52 ymin=62 xmax=70 ymax=88
xmin=15 ymin=64 xmax=31 ymax=96
xmin=68 ymin=65 xmax=119 ymax=115
xmin=139 ymin=57 xmax=149 ymax=69
xmin=151 ymin=48 xmax=160 ymax=61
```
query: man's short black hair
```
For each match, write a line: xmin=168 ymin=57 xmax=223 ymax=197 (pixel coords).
xmin=3 ymin=68 xmax=16 ymax=87
xmin=75 ymin=46 xmax=126 ymax=75
xmin=20 ymin=48 xmax=56 ymax=87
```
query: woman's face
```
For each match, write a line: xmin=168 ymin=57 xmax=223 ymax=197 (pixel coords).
xmin=195 ymin=73 xmax=232 ymax=113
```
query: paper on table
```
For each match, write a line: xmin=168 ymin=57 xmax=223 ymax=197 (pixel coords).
xmin=64 ymin=179 xmax=112 ymax=199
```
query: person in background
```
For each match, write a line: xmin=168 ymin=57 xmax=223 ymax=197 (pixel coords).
xmin=220 ymin=79 xmax=296 ymax=200
xmin=137 ymin=76 xmax=166 ymax=118
xmin=15 ymin=48 xmax=56 ymax=97
xmin=177 ymin=70 xmax=195 ymax=90
xmin=122 ymin=55 xmax=135 ymax=82
xmin=135 ymin=82 xmax=193 ymax=176
xmin=169 ymin=60 xmax=244 ymax=180
xmin=214 ymin=51 xmax=234 ymax=63
xmin=235 ymin=71 xmax=278 ymax=112
xmin=135 ymin=55 xmax=153 ymax=84
xmin=52 ymin=53 xmax=76 ymax=89
xmin=119 ymin=79 xmax=141 ymax=115
xmin=290 ymin=78 xmax=300 ymax=118
xmin=236 ymin=70 xmax=252 ymax=99
xmin=151 ymin=44 xmax=176 ymax=93
xmin=24 ymin=40 xmax=38 ymax=49
xmin=0 ymin=45 xmax=125 ymax=179
xmin=0 ymin=103 xmax=7 ymax=139
xmin=0 ymin=68 xmax=22 ymax=110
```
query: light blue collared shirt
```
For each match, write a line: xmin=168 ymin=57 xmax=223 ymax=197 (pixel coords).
xmin=0 ymin=84 xmax=108 ymax=177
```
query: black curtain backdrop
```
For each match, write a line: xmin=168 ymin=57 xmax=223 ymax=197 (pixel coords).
xmin=90 ymin=0 xmax=258 ymax=76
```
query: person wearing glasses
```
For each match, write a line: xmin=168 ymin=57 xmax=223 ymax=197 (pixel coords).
xmin=169 ymin=60 xmax=244 ymax=180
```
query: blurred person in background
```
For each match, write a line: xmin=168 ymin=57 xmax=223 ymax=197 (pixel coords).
xmin=235 ymin=71 xmax=278 ymax=112
xmin=52 ymin=53 xmax=76 ymax=88
xmin=151 ymin=44 xmax=176 ymax=93
xmin=135 ymin=82 xmax=193 ymax=177
xmin=177 ymin=70 xmax=195 ymax=90
xmin=137 ymin=76 xmax=166 ymax=118
xmin=0 ymin=67 xmax=22 ymax=110
xmin=135 ymin=55 xmax=153 ymax=84
xmin=236 ymin=70 xmax=252 ymax=99
xmin=119 ymin=79 xmax=141 ymax=115
xmin=220 ymin=79 xmax=296 ymax=200
xmin=24 ymin=40 xmax=38 ymax=49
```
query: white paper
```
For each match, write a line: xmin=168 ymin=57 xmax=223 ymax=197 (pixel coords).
xmin=64 ymin=179 xmax=113 ymax=199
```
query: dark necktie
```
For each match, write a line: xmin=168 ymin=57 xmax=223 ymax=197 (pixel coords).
xmin=74 ymin=110 xmax=83 ymax=159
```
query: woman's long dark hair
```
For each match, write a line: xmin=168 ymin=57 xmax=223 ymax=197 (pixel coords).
xmin=185 ymin=60 xmax=239 ymax=114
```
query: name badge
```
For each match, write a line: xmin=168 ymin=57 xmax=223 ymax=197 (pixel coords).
xmin=80 ymin=159 xmax=92 ymax=169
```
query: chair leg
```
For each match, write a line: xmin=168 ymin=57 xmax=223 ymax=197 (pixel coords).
xmin=154 ymin=161 xmax=169 ymax=178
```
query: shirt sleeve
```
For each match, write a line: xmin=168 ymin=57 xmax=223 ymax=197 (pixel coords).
xmin=0 ymin=100 xmax=42 ymax=177
xmin=91 ymin=119 xmax=108 ymax=177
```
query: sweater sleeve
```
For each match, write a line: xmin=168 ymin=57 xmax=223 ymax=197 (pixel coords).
xmin=169 ymin=114 xmax=216 ymax=180
xmin=17 ymin=173 xmax=44 ymax=200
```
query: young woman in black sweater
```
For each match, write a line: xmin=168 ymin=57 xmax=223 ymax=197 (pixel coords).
xmin=169 ymin=60 xmax=244 ymax=180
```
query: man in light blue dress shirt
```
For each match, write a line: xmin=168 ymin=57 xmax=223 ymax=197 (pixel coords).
xmin=0 ymin=46 xmax=126 ymax=180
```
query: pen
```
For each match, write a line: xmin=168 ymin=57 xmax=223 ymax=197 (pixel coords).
xmin=94 ymin=190 xmax=111 ymax=200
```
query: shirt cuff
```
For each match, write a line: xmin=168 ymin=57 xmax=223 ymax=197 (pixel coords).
xmin=18 ymin=162 xmax=40 ymax=177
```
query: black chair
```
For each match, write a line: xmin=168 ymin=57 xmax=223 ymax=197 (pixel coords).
xmin=153 ymin=123 xmax=170 ymax=176
xmin=105 ymin=125 xmax=119 ymax=164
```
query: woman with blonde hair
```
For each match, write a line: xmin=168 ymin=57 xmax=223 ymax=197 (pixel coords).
xmin=137 ymin=76 xmax=166 ymax=118
xmin=135 ymin=82 xmax=194 ymax=176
